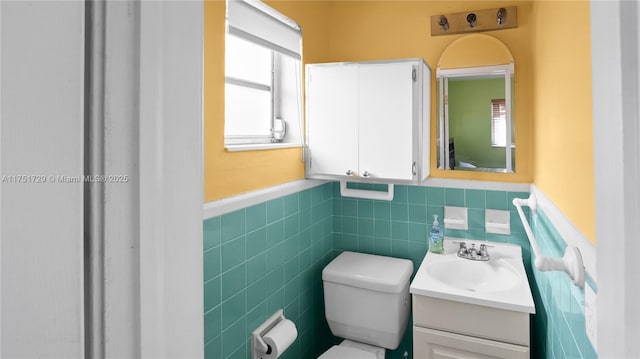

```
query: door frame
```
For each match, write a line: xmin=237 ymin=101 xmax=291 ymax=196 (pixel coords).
xmin=591 ymin=1 xmax=640 ymax=357
xmin=91 ymin=1 xmax=204 ymax=357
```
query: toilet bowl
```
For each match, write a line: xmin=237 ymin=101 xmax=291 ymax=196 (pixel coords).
xmin=317 ymin=251 xmax=413 ymax=359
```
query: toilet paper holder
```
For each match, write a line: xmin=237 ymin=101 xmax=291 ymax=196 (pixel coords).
xmin=251 ymin=309 xmax=291 ymax=359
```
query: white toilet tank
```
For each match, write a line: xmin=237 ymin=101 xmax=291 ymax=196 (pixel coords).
xmin=322 ymin=251 xmax=413 ymax=350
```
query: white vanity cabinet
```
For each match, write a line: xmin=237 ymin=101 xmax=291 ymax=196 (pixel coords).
xmin=412 ymin=295 xmax=530 ymax=359
xmin=410 ymin=240 xmax=535 ymax=359
xmin=305 ymin=59 xmax=430 ymax=182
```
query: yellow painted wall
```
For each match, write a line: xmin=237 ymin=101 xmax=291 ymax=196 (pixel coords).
xmin=204 ymin=1 xmax=330 ymax=201
xmin=206 ymin=1 xmax=596 ymax=243
xmin=206 ymin=1 xmax=534 ymax=201
xmin=530 ymin=1 xmax=594 ymax=242
xmin=323 ymin=1 xmax=534 ymax=183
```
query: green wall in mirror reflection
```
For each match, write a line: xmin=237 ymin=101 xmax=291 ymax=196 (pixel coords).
xmin=449 ymin=78 xmax=506 ymax=169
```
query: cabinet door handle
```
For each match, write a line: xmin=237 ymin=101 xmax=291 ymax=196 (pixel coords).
xmin=346 ymin=170 xmax=354 ymax=176
xmin=362 ymin=171 xmax=371 ymax=178
xmin=412 ymin=162 xmax=417 ymax=176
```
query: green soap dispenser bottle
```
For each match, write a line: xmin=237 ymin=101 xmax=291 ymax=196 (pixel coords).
xmin=429 ymin=214 xmax=444 ymax=254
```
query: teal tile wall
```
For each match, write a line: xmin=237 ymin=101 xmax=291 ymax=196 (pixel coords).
xmin=332 ymin=183 xmax=530 ymax=272
xmin=203 ymin=183 xmax=335 ymax=359
xmin=529 ymin=209 xmax=597 ymax=359
xmin=331 ymin=183 xmax=531 ymax=359
xmin=205 ymin=181 xmax=594 ymax=359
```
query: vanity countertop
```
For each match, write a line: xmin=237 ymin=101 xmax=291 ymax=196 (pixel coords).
xmin=410 ymin=238 xmax=535 ymax=314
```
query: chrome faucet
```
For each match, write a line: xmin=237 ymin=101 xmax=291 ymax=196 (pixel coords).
xmin=468 ymin=244 xmax=479 ymax=259
xmin=456 ymin=242 xmax=490 ymax=261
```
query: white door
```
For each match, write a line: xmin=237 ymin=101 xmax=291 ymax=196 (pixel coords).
xmin=358 ymin=62 xmax=414 ymax=180
xmin=1 ymin=2 xmax=85 ymax=357
xmin=307 ymin=64 xmax=359 ymax=177
xmin=1 ymin=2 xmax=204 ymax=357
xmin=413 ymin=327 xmax=529 ymax=359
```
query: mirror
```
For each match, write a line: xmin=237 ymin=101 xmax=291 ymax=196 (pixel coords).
xmin=435 ymin=34 xmax=515 ymax=173
xmin=437 ymin=65 xmax=514 ymax=172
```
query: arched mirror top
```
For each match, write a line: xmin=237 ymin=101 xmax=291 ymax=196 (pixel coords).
xmin=437 ymin=34 xmax=513 ymax=70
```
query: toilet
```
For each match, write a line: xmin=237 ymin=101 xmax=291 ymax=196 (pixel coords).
xmin=318 ymin=251 xmax=414 ymax=359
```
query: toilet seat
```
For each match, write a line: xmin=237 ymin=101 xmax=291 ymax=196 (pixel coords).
xmin=317 ymin=340 xmax=385 ymax=359
xmin=317 ymin=345 xmax=376 ymax=359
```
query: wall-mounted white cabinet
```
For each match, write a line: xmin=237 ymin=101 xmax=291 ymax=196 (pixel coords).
xmin=305 ymin=59 xmax=430 ymax=183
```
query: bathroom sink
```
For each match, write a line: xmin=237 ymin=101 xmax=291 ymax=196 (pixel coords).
xmin=410 ymin=238 xmax=535 ymax=313
xmin=425 ymin=256 xmax=521 ymax=293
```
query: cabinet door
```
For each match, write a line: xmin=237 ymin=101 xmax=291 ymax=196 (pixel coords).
xmin=358 ymin=62 xmax=414 ymax=180
xmin=413 ymin=326 xmax=529 ymax=359
xmin=306 ymin=64 xmax=359 ymax=177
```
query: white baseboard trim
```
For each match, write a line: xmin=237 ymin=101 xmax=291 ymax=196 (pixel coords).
xmin=203 ymin=179 xmax=328 ymax=219
xmin=530 ymin=184 xmax=597 ymax=287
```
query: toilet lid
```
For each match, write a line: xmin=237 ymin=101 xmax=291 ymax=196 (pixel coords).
xmin=318 ymin=345 xmax=377 ymax=359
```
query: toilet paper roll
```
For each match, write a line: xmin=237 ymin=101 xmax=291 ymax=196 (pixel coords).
xmin=262 ymin=319 xmax=298 ymax=359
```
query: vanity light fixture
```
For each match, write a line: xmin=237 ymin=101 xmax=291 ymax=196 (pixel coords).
xmin=430 ymin=6 xmax=517 ymax=36
xmin=497 ymin=8 xmax=507 ymax=25
xmin=438 ymin=15 xmax=449 ymax=31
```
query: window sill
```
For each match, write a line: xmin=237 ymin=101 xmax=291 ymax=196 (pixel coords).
xmin=225 ymin=142 xmax=303 ymax=152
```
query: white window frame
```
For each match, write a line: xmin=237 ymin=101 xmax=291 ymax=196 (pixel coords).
xmin=224 ymin=0 xmax=303 ymax=151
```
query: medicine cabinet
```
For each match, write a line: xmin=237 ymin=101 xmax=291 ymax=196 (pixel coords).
xmin=435 ymin=33 xmax=516 ymax=174
xmin=437 ymin=64 xmax=514 ymax=172
xmin=305 ymin=59 xmax=430 ymax=183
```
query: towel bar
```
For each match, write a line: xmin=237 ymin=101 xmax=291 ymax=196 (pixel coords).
xmin=513 ymin=194 xmax=585 ymax=288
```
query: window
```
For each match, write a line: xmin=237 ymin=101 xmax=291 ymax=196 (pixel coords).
xmin=491 ymin=99 xmax=508 ymax=147
xmin=224 ymin=35 xmax=273 ymax=143
xmin=225 ymin=0 xmax=303 ymax=150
